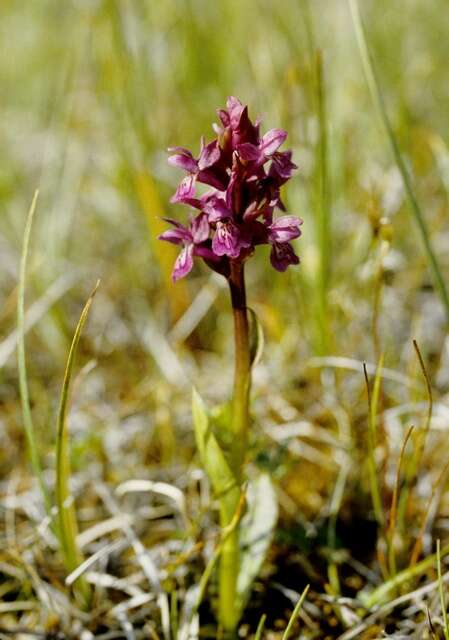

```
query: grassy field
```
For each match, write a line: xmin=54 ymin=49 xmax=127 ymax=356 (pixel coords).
xmin=1 ymin=1 xmax=449 ymax=638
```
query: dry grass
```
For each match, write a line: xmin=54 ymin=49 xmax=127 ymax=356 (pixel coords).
xmin=1 ymin=1 xmax=449 ymax=638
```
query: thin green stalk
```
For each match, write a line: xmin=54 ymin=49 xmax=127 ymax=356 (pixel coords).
xmin=437 ymin=540 xmax=449 ymax=640
xmin=218 ymin=260 xmax=251 ymax=634
xmin=17 ymin=190 xmax=51 ymax=513
xmin=372 ymin=239 xmax=390 ymax=362
xmin=398 ymin=339 xmax=433 ymax=530
xmin=411 ymin=339 xmax=433 ymax=473
xmin=55 ymin=282 xmax=99 ymax=607
xmin=387 ymin=425 xmax=414 ymax=579
xmin=315 ymin=50 xmax=332 ymax=355
xmin=218 ymin=521 xmax=240 ymax=634
xmin=192 ymin=492 xmax=245 ymax=622
xmin=348 ymin=0 xmax=449 ymax=324
xmin=363 ymin=357 xmax=385 ymax=528
xmin=300 ymin=1 xmax=332 ymax=355
xmin=170 ymin=591 xmax=178 ymax=640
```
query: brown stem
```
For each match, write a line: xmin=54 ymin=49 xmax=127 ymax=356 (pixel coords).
xmin=228 ymin=260 xmax=251 ymax=477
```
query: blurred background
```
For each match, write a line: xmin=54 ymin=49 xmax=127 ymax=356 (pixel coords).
xmin=1 ymin=0 xmax=449 ymax=634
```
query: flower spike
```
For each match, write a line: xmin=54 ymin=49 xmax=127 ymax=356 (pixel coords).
xmin=160 ymin=97 xmax=303 ymax=280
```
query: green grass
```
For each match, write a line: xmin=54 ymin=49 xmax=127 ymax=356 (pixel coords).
xmin=17 ymin=190 xmax=50 ymax=511
xmin=55 ymin=282 xmax=98 ymax=607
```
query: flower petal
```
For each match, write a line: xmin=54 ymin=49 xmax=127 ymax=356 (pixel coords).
xmin=158 ymin=228 xmax=190 ymax=245
xmin=269 ymin=150 xmax=297 ymax=183
xmin=237 ymin=142 xmax=262 ymax=162
xmin=170 ymin=175 xmax=196 ymax=204
xmin=226 ymin=96 xmax=245 ymax=129
xmin=159 ymin=218 xmax=192 ymax=244
xmin=190 ymin=212 xmax=210 ymax=244
xmin=225 ymin=168 xmax=240 ymax=209
xmin=202 ymin=195 xmax=232 ymax=222
xmin=198 ymin=140 xmax=221 ymax=170
xmin=168 ymin=153 xmax=198 ymax=173
xmin=269 ymin=215 xmax=303 ymax=243
xmin=261 ymin=129 xmax=287 ymax=156
xmin=168 ymin=146 xmax=192 ymax=154
xmin=217 ymin=108 xmax=230 ymax=127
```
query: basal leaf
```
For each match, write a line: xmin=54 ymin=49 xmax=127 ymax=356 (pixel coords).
xmin=236 ymin=473 xmax=278 ymax=614
xmin=192 ymin=388 xmax=240 ymax=522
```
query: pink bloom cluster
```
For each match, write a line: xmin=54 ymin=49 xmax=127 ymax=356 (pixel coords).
xmin=159 ymin=97 xmax=303 ymax=282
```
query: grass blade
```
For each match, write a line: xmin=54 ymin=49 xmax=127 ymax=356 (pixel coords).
xmin=17 ymin=190 xmax=51 ymax=512
xmin=437 ymin=540 xmax=449 ymax=640
xmin=348 ymin=0 xmax=449 ymax=323
xmin=254 ymin=613 xmax=267 ymax=640
xmin=55 ymin=282 xmax=99 ymax=607
xmin=364 ymin=542 xmax=449 ymax=608
xmin=387 ymin=425 xmax=414 ymax=578
xmin=282 ymin=584 xmax=310 ymax=640
xmin=398 ymin=339 xmax=433 ymax=530
xmin=412 ymin=339 xmax=433 ymax=466
xmin=410 ymin=457 xmax=449 ymax=567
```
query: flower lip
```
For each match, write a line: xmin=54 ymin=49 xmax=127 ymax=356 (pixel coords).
xmin=270 ymin=241 xmax=300 ymax=272
xmin=172 ymin=244 xmax=194 ymax=282
xmin=212 ymin=220 xmax=250 ymax=259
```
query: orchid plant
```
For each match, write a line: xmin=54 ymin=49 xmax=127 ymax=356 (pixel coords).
xmin=159 ymin=97 xmax=302 ymax=633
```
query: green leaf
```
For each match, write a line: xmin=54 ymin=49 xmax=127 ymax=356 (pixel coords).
xmin=248 ymin=307 xmax=264 ymax=367
xmin=192 ymin=388 xmax=240 ymax=522
xmin=236 ymin=473 xmax=278 ymax=614
xmin=209 ymin=401 xmax=233 ymax=449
